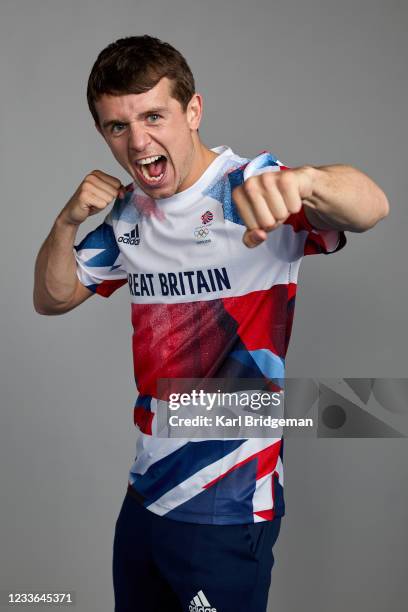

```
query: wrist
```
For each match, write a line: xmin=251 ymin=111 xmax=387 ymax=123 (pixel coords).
xmin=299 ymin=165 xmax=323 ymax=207
xmin=55 ymin=210 xmax=81 ymax=231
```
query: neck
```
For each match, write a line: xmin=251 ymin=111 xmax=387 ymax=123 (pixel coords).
xmin=182 ymin=136 xmax=219 ymax=191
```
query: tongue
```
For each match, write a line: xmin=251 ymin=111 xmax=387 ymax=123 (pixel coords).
xmin=146 ymin=157 xmax=166 ymax=177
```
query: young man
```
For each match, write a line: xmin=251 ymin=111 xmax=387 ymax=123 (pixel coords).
xmin=33 ymin=35 xmax=389 ymax=612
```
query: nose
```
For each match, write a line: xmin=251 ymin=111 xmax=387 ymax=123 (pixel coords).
xmin=128 ymin=122 xmax=151 ymax=152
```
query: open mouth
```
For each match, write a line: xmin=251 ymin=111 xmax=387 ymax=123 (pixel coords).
xmin=134 ymin=154 xmax=168 ymax=187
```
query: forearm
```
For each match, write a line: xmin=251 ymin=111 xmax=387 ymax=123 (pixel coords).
xmin=33 ymin=214 xmax=80 ymax=313
xmin=303 ymin=164 xmax=390 ymax=232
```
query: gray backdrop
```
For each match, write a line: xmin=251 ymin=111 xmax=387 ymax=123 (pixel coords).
xmin=1 ymin=0 xmax=407 ymax=610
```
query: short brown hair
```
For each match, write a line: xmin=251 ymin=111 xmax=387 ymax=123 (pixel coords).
xmin=87 ymin=35 xmax=196 ymax=125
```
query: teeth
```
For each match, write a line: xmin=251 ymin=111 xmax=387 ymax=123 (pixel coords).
xmin=139 ymin=164 xmax=164 ymax=182
xmin=136 ymin=155 xmax=163 ymax=165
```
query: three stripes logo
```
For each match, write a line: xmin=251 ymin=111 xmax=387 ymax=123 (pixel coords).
xmin=118 ymin=224 xmax=140 ymax=246
xmin=189 ymin=589 xmax=217 ymax=612
xmin=201 ymin=210 xmax=213 ymax=224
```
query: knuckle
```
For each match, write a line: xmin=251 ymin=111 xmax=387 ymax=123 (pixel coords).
xmin=274 ymin=211 xmax=289 ymax=222
xmin=233 ymin=190 xmax=245 ymax=205
xmin=259 ymin=218 xmax=269 ymax=230
xmin=288 ymin=201 xmax=302 ymax=214
xmin=244 ymin=180 xmax=258 ymax=196
xmin=264 ymin=223 xmax=277 ymax=232
xmin=260 ymin=171 xmax=275 ymax=185
xmin=78 ymin=185 xmax=88 ymax=198
xmin=264 ymin=216 xmax=277 ymax=229
xmin=277 ymin=168 xmax=293 ymax=182
xmin=81 ymin=181 xmax=93 ymax=193
xmin=244 ymin=176 xmax=256 ymax=188
xmin=276 ymin=178 xmax=293 ymax=194
xmin=83 ymin=174 xmax=96 ymax=186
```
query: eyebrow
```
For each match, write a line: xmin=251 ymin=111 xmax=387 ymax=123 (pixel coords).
xmin=101 ymin=107 xmax=169 ymax=129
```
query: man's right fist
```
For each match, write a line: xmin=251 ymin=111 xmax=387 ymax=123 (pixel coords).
xmin=60 ymin=170 xmax=125 ymax=226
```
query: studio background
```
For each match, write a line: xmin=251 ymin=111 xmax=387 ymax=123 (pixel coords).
xmin=1 ymin=1 xmax=407 ymax=611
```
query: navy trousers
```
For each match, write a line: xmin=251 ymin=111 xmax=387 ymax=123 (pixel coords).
xmin=113 ymin=491 xmax=282 ymax=612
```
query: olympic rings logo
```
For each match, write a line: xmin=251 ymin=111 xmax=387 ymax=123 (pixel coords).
xmin=194 ymin=228 xmax=209 ymax=239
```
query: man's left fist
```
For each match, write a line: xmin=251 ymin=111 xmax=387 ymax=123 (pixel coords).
xmin=232 ymin=166 xmax=315 ymax=248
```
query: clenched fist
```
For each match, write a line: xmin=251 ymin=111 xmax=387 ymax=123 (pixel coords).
xmin=60 ymin=170 xmax=125 ymax=226
xmin=232 ymin=166 xmax=316 ymax=248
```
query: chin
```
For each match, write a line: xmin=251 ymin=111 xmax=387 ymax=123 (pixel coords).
xmin=136 ymin=185 xmax=173 ymax=199
xmin=155 ymin=188 xmax=176 ymax=199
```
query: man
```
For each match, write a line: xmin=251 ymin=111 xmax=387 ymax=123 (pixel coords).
xmin=33 ymin=35 xmax=389 ymax=612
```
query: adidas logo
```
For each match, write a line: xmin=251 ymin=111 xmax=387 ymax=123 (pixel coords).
xmin=118 ymin=224 xmax=140 ymax=245
xmin=189 ymin=589 xmax=217 ymax=612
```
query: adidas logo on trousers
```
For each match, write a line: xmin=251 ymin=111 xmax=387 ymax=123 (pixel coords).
xmin=189 ymin=590 xmax=216 ymax=612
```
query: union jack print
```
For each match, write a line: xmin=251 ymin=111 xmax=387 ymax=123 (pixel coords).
xmin=201 ymin=210 xmax=213 ymax=224
xmin=74 ymin=146 xmax=347 ymax=525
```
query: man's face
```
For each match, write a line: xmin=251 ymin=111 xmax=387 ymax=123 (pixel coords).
xmin=95 ymin=77 xmax=203 ymax=199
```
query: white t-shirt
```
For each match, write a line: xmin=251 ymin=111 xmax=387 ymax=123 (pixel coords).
xmin=74 ymin=146 xmax=346 ymax=524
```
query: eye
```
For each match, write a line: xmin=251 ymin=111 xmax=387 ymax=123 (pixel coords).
xmin=111 ymin=123 xmax=126 ymax=134
xmin=146 ymin=113 xmax=161 ymax=123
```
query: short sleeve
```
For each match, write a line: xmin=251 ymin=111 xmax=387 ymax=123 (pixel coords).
xmin=74 ymin=208 xmax=128 ymax=298
xmin=285 ymin=204 xmax=347 ymax=256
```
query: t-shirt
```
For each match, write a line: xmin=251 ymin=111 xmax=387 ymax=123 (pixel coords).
xmin=74 ymin=145 xmax=346 ymax=525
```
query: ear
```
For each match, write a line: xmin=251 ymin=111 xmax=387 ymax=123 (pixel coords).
xmin=186 ymin=93 xmax=203 ymax=131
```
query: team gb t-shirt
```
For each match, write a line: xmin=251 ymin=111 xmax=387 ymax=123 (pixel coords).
xmin=74 ymin=145 xmax=346 ymax=525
